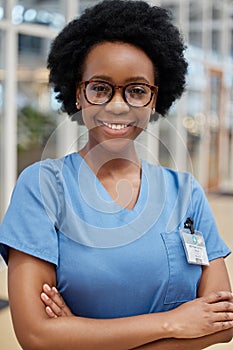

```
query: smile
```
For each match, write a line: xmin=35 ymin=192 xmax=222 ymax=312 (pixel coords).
xmin=101 ymin=121 xmax=129 ymax=130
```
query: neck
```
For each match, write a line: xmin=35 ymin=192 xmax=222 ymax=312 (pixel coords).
xmin=78 ymin=141 xmax=140 ymax=176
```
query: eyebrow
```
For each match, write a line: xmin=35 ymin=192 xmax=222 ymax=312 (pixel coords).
xmin=89 ymin=75 xmax=151 ymax=84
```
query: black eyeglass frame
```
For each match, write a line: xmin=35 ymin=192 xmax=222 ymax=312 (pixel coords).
xmin=79 ymin=80 xmax=159 ymax=108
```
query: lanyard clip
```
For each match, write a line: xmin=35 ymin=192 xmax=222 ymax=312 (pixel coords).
xmin=184 ymin=217 xmax=195 ymax=234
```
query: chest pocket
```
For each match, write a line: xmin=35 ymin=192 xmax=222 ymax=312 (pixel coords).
xmin=161 ymin=231 xmax=202 ymax=305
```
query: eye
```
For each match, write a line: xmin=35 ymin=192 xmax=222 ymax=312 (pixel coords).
xmin=89 ymin=82 xmax=111 ymax=94
xmin=127 ymin=85 xmax=149 ymax=99
xmin=129 ymin=86 xmax=147 ymax=94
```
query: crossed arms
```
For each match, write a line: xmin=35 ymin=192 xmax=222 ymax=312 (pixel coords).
xmin=8 ymin=248 xmax=233 ymax=350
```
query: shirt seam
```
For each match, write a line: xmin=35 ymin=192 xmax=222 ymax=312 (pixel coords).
xmin=0 ymin=236 xmax=57 ymax=264
xmin=50 ymin=159 xmax=64 ymax=225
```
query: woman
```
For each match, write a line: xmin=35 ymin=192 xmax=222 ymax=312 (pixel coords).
xmin=0 ymin=1 xmax=233 ymax=349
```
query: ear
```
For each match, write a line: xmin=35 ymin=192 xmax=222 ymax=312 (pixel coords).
xmin=76 ymin=86 xmax=82 ymax=110
xmin=151 ymin=94 xmax=157 ymax=114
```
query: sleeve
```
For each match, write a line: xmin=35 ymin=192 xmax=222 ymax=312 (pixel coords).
xmin=191 ymin=176 xmax=231 ymax=261
xmin=0 ymin=160 xmax=61 ymax=266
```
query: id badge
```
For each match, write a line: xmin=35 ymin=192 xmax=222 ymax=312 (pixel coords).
xmin=180 ymin=228 xmax=209 ymax=266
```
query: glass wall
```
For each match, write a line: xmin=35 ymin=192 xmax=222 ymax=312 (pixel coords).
xmin=231 ymin=29 xmax=233 ymax=58
xmin=0 ymin=29 xmax=4 ymax=219
xmin=14 ymin=0 xmax=65 ymax=29
xmin=0 ymin=1 xmax=5 ymax=20
xmin=158 ymin=110 xmax=178 ymax=170
xmin=17 ymin=33 xmax=57 ymax=173
xmin=161 ymin=2 xmax=179 ymax=22
xmin=189 ymin=1 xmax=202 ymax=48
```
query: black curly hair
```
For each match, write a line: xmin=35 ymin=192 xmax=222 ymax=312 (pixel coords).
xmin=47 ymin=0 xmax=188 ymax=123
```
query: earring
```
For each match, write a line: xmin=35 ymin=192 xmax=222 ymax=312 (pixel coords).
xmin=151 ymin=108 xmax=155 ymax=114
xmin=76 ymin=101 xmax=81 ymax=109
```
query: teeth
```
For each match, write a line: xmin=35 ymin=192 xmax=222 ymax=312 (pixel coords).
xmin=102 ymin=122 xmax=128 ymax=130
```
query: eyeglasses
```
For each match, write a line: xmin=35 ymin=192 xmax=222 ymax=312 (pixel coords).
xmin=79 ymin=80 xmax=158 ymax=108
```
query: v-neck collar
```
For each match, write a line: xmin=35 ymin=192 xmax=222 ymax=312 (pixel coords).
xmin=60 ymin=152 xmax=166 ymax=248
xmin=73 ymin=152 xmax=146 ymax=214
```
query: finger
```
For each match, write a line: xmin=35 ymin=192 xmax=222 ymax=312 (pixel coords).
xmin=41 ymin=292 xmax=64 ymax=317
xmin=212 ymin=320 xmax=233 ymax=332
xmin=43 ymin=284 xmax=55 ymax=298
xmin=43 ymin=284 xmax=64 ymax=308
xmin=203 ymin=291 xmax=233 ymax=304
xmin=45 ymin=306 xmax=57 ymax=318
xmin=42 ymin=285 xmax=72 ymax=316
xmin=212 ymin=311 xmax=233 ymax=322
xmin=51 ymin=286 xmax=67 ymax=309
xmin=211 ymin=301 xmax=233 ymax=313
xmin=50 ymin=286 xmax=72 ymax=316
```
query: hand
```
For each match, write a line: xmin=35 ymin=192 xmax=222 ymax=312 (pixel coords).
xmin=41 ymin=284 xmax=73 ymax=318
xmin=167 ymin=291 xmax=233 ymax=339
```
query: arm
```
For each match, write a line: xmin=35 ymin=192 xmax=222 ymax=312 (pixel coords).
xmin=132 ymin=331 xmax=233 ymax=350
xmin=41 ymin=258 xmax=233 ymax=350
xmin=133 ymin=258 xmax=233 ymax=349
xmin=8 ymin=248 xmax=176 ymax=350
xmin=9 ymin=249 xmax=233 ymax=350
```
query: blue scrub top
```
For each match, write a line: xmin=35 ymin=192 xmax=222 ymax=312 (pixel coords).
xmin=0 ymin=153 xmax=230 ymax=318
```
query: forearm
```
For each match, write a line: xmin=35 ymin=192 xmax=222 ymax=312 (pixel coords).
xmin=20 ymin=312 xmax=171 ymax=350
xmin=9 ymin=252 xmax=233 ymax=350
xmin=133 ymin=329 xmax=233 ymax=350
xmin=34 ymin=289 xmax=233 ymax=350
xmin=8 ymin=250 xmax=171 ymax=350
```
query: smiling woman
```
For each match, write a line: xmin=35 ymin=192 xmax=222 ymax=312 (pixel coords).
xmin=76 ymin=42 xmax=156 ymax=159
xmin=0 ymin=1 xmax=233 ymax=350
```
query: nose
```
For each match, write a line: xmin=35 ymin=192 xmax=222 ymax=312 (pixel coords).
xmin=105 ymin=87 xmax=130 ymax=114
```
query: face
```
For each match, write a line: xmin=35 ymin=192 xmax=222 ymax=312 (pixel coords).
xmin=76 ymin=42 xmax=157 ymax=154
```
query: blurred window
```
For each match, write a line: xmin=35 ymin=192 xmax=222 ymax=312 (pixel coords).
xmin=231 ymin=29 xmax=233 ymax=58
xmin=189 ymin=30 xmax=202 ymax=48
xmin=0 ymin=29 xmax=4 ymax=218
xmin=188 ymin=0 xmax=203 ymax=48
xmin=161 ymin=2 xmax=179 ymax=22
xmin=208 ymin=71 xmax=222 ymax=189
xmin=0 ymin=28 xmax=4 ymax=70
xmin=0 ymin=0 xmax=5 ymax=20
xmin=185 ymin=90 xmax=204 ymax=176
xmin=211 ymin=29 xmax=221 ymax=55
xmin=189 ymin=1 xmax=202 ymax=22
xmin=79 ymin=0 xmax=101 ymax=14
xmin=19 ymin=34 xmax=43 ymax=55
xmin=212 ymin=1 xmax=222 ymax=20
xmin=158 ymin=111 xmax=177 ymax=170
xmin=13 ymin=1 xmax=65 ymax=29
xmin=17 ymin=33 xmax=57 ymax=173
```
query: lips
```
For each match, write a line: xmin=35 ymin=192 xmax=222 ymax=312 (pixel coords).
xmin=102 ymin=121 xmax=128 ymax=130
xmin=99 ymin=120 xmax=134 ymax=130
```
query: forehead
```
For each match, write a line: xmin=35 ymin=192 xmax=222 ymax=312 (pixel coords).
xmin=81 ymin=42 xmax=155 ymax=83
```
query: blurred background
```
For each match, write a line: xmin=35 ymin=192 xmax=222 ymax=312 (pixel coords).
xmin=0 ymin=0 xmax=233 ymax=349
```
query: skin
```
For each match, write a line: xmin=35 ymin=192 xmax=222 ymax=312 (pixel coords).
xmin=76 ymin=42 xmax=157 ymax=209
xmin=8 ymin=42 xmax=233 ymax=350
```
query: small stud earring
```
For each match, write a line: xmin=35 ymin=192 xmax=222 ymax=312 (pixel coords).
xmin=151 ymin=108 xmax=155 ymax=114
xmin=76 ymin=101 xmax=81 ymax=109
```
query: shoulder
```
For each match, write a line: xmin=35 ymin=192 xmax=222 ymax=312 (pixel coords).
xmin=161 ymin=166 xmax=193 ymax=184
xmin=143 ymin=161 xmax=206 ymax=216
xmin=17 ymin=153 xmax=77 ymax=185
xmin=160 ymin=167 xmax=207 ymax=207
xmin=143 ymin=160 xmax=194 ymax=189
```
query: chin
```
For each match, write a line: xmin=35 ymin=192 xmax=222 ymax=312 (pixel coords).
xmin=98 ymin=137 xmax=136 ymax=157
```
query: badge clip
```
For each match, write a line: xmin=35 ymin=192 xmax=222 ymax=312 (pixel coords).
xmin=184 ymin=217 xmax=194 ymax=234
xmin=180 ymin=217 xmax=209 ymax=266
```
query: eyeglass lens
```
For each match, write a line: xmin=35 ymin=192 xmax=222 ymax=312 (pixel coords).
xmin=85 ymin=81 xmax=153 ymax=107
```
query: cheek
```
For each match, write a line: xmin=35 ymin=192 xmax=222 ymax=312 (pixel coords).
xmin=81 ymin=105 xmax=103 ymax=129
xmin=136 ymin=108 xmax=151 ymax=129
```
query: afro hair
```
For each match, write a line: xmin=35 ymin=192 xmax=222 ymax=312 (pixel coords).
xmin=47 ymin=0 xmax=188 ymax=123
